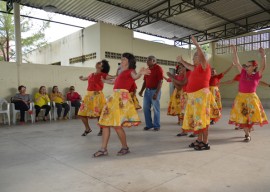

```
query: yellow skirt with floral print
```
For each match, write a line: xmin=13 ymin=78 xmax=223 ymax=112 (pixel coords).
xmin=210 ymin=86 xmax=222 ymax=110
xmin=229 ymin=92 xmax=268 ymax=128
xmin=78 ymin=91 xmax=106 ymax=118
xmin=98 ymin=89 xmax=141 ymax=128
xmin=209 ymin=90 xmax=221 ymax=122
xmin=167 ymin=88 xmax=183 ymax=116
xmin=130 ymin=92 xmax=142 ymax=110
xmin=178 ymin=91 xmax=187 ymax=121
xmin=182 ymin=88 xmax=211 ymax=133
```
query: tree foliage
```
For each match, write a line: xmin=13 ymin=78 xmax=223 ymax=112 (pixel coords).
xmin=0 ymin=2 xmax=50 ymax=62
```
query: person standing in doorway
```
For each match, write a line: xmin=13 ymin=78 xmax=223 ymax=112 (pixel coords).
xmin=139 ymin=55 xmax=163 ymax=131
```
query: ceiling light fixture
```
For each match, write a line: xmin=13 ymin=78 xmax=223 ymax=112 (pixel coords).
xmin=43 ymin=5 xmax=57 ymax=13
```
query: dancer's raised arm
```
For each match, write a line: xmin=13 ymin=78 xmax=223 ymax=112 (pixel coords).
xmin=191 ymin=36 xmax=207 ymax=69
xmin=258 ymin=47 xmax=266 ymax=76
xmin=177 ymin=56 xmax=194 ymax=71
xmin=231 ymin=45 xmax=242 ymax=73
xmin=222 ymin=63 xmax=234 ymax=75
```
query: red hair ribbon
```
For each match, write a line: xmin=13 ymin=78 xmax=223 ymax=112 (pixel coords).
xmin=251 ymin=60 xmax=258 ymax=67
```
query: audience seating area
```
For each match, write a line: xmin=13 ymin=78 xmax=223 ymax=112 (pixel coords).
xmin=0 ymin=99 xmax=78 ymax=126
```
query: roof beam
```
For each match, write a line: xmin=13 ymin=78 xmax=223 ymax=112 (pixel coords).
xmin=251 ymin=0 xmax=270 ymax=15
xmin=182 ymin=0 xmax=246 ymax=28
xmin=97 ymin=0 xmax=202 ymax=33
xmin=119 ymin=0 xmax=220 ymax=30
xmin=174 ymin=11 xmax=270 ymax=45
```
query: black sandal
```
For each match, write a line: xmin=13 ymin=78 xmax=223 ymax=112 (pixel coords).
xmin=194 ymin=142 xmax=211 ymax=151
xmin=189 ymin=140 xmax=201 ymax=148
xmin=117 ymin=147 xmax=130 ymax=156
xmin=243 ymin=135 xmax=251 ymax=142
xmin=93 ymin=149 xmax=108 ymax=157
xmin=97 ymin=130 xmax=102 ymax=136
xmin=188 ymin=133 xmax=197 ymax=138
xmin=176 ymin=132 xmax=187 ymax=137
xmin=81 ymin=129 xmax=92 ymax=136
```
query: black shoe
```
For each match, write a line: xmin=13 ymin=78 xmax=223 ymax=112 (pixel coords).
xmin=194 ymin=142 xmax=211 ymax=150
xmin=176 ymin=132 xmax=187 ymax=137
xmin=144 ymin=127 xmax=152 ymax=131
xmin=97 ymin=131 xmax=102 ymax=136
xmin=210 ymin=120 xmax=215 ymax=125
xmin=81 ymin=129 xmax=92 ymax=136
xmin=153 ymin=128 xmax=160 ymax=131
xmin=188 ymin=133 xmax=196 ymax=138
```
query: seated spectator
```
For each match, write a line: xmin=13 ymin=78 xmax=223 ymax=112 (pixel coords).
xmin=66 ymin=86 xmax=81 ymax=118
xmin=34 ymin=86 xmax=51 ymax=121
xmin=50 ymin=86 xmax=70 ymax=120
xmin=12 ymin=85 xmax=33 ymax=125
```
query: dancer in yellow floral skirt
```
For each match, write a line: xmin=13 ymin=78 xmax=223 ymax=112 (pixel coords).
xmin=229 ymin=45 xmax=268 ymax=142
xmin=93 ymin=53 xmax=150 ymax=157
xmin=78 ymin=60 xmax=111 ymax=136
xmin=164 ymin=64 xmax=186 ymax=124
xmin=177 ymin=36 xmax=212 ymax=150
xmin=209 ymin=64 xmax=233 ymax=124
xmin=129 ymin=82 xmax=142 ymax=110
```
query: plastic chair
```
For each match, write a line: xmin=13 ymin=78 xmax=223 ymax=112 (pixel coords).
xmin=33 ymin=102 xmax=52 ymax=122
xmin=67 ymin=101 xmax=81 ymax=119
xmin=52 ymin=101 xmax=71 ymax=120
xmin=11 ymin=102 xmax=34 ymax=124
xmin=0 ymin=98 xmax=10 ymax=126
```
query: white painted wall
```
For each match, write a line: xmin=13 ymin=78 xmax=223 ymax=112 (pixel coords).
xmin=25 ymin=23 xmax=101 ymax=67
xmin=0 ymin=62 xmax=95 ymax=103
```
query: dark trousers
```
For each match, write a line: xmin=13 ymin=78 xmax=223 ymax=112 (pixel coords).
xmin=35 ymin=105 xmax=51 ymax=117
xmin=55 ymin=103 xmax=70 ymax=118
xmin=71 ymin=100 xmax=81 ymax=115
xmin=13 ymin=101 xmax=30 ymax=122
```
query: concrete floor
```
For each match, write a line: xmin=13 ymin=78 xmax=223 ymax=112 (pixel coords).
xmin=1 ymin=108 xmax=270 ymax=192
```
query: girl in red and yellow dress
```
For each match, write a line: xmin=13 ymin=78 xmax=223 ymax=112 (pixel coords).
xmin=229 ymin=45 xmax=268 ymax=142
xmin=129 ymin=82 xmax=142 ymax=110
xmin=177 ymin=36 xmax=216 ymax=150
xmin=93 ymin=53 xmax=150 ymax=157
xmin=78 ymin=60 xmax=111 ymax=136
xmin=164 ymin=64 xmax=186 ymax=124
xmin=209 ymin=64 xmax=233 ymax=124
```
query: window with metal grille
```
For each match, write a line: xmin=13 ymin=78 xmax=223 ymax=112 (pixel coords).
xmin=215 ymin=32 xmax=270 ymax=54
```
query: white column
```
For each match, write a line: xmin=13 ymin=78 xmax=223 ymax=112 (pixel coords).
xmin=14 ymin=2 xmax=22 ymax=85
xmin=189 ymin=44 xmax=192 ymax=63
xmin=210 ymin=42 xmax=215 ymax=66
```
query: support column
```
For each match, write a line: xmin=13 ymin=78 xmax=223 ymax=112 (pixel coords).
xmin=189 ymin=44 xmax=192 ymax=63
xmin=210 ymin=42 xmax=215 ymax=66
xmin=14 ymin=2 xmax=22 ymax=85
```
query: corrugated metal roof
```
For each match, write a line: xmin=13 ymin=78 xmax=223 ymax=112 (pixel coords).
xmin=205 ymin=0 xmax=262 ymax=21
xmin=108 ymin=0 xmax=168 ymax=12
xmin=167 ymin=9 xmax=225 ymax=31
xmin=138 ymin=20 xmax=196 ymax=39
xmin=15 ymin=0 xmax=270 ymax=43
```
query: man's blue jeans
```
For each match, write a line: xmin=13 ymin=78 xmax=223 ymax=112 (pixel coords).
xmin=143 ymin=88 xmax=161 ymax=128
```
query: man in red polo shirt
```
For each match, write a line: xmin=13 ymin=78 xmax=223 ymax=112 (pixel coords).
xmin=139 ymin=55 xmax=163 ymax=131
